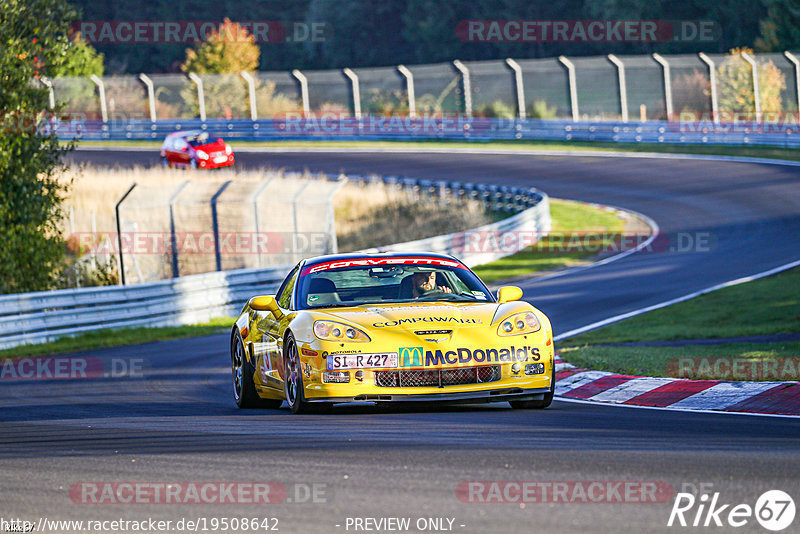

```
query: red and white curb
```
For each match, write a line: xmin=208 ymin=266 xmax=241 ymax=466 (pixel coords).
xmin=553 ymin=358 xmax=800 ymax=416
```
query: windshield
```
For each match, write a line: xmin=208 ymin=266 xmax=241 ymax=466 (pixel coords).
xmin=186 ymin=132 xmax=220 ymax=146
xmin=298 ymin=258 xmax=494 ymax=309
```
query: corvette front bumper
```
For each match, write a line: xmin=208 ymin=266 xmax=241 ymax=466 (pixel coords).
xmin=303 ymin=386 xmax=552 ymax=404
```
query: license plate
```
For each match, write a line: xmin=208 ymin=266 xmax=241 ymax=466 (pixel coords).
xmin=327 ymin=353 xmax=398 ymax=370
xmin=213 ymin=156 xmax=228 ymax=163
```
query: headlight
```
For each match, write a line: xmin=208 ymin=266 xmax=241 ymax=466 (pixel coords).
xmin=196 ymin=150 xmax=209 ymax=160
xmin=497 ymin=311 xmax=540 ymax=336
xmin=225 ymin=144 xmax=232 ymax=155
xmin=313 ymin=320 xmax=371 ymax=342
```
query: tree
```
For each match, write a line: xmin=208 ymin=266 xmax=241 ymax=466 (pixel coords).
xmin=0 ymin=0 xmax=93 ymax=293
xmin=182 ymin=19 xmax=260 ymax=74
xmin=180 ymin=19 xmax=261 ymax=118
xmin=755 ymin=0 xmax=800 ymax=52
xmin=717 ymin=48 xmax=786 ymax=116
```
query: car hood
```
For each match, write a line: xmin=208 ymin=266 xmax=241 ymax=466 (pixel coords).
xmin=319 ymin=301 xmax=502 ymax=331
xmin=193 ymin=140 xmax=226 ymax=152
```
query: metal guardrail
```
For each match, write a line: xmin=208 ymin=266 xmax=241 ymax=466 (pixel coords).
xmin=56 ymin=117 xmax=800 ymax=148
xmin=0 ymin=176 xmax=548 ymax=351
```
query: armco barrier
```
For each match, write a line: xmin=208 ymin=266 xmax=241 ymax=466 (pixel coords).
xmin=54 ymin=117 xmax=800 ymax=148
xmin=0 ymin=177 xmax=548 ymax=351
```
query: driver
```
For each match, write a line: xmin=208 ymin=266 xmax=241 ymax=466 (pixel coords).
xmin=411 ymin=271 xmax=452 ymax=298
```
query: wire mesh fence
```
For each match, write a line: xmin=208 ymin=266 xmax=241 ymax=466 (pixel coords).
xmin=49 ymin=50 xmax=800 ymax=128
xmin=107 ymin=173 xmax=344 ymax=284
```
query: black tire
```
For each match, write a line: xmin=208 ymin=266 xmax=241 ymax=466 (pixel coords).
xmin=161 ymin=156 xmax=170 ymax=168
xmin=190 ymin=159 xmax=198 ymax=170
xmin=231 ymin=331 xmax=281 ymax=409
xmin=510 ymin=364 xmax=555 ymax=410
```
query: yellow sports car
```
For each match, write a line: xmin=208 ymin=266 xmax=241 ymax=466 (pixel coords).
xmin=230 ymin=253 xmax=555 ymax=413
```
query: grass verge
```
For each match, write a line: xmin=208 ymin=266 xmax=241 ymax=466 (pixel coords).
xmin=558 ymin=343 xmax=800 ymax=380
xmin=473 ymin=199 xmax=632 ymax=284
xmin=0 ymin=317 xmax=233 ymax=359
xmin=559 ymin=267 xmax=800 ymax=380
xmin=74 ymin=138 xmax=800 ymax=163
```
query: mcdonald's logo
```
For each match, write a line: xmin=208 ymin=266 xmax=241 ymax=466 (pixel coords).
xmin=399 ymin=346 xmax=424 ymax=368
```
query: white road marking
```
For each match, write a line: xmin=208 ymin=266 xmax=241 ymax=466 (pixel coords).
xmin=588 ymin=377 xmax=675 ymax=403
xmin=668 ymin=382 xmax=786 ymax=410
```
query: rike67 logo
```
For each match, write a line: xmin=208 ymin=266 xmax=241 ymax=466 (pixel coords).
xmin=668 ymin=489 xmax=795 ymax=531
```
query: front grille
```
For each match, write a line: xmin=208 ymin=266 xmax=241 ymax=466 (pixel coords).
xmin=374 ymin=365 xmax=501 ymax=388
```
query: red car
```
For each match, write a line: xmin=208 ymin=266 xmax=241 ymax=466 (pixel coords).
xmin=160 ymin=130 xmax=235 ymax=169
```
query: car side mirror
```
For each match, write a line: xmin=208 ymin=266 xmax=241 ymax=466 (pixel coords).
xmin=497 ymin=286 xmax=523 ymax=303
xmin=249 ymin=295 xmax=282 ymax=317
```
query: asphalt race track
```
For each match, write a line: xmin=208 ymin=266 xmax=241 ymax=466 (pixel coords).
xmin=2 ymin=148 xmax=799 ymax=533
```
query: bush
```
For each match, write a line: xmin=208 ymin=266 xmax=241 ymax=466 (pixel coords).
xmin=362 ymin=88 xmax=410 ymax=115
xmin=476 ymin=100 xmax=515 ymax=119
xmin=717 ymin=48 xmax=786 ymax=115
xmin=527 ymin=100 xmax=558 ymax=119
xmin=671 ymin=68 xmax=710 ymax=115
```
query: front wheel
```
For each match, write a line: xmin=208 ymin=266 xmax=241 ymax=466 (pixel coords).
xmin=510 ymin=366 xmax=555 ymax=409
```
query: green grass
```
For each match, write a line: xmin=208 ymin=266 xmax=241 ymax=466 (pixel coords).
xmin=565 ymin=268 xmax=800 ymax=345
xmin=72 ymin=138 xmax=800 ymax=163
xmin=0 ymin=317 xmax=233 ymax=359
xmin=558 ymin=343 xmax=800 ymax=381
xmin=559 ymin=267 xmax=800 ymax=379
xmin=473 ymin=199 xmax=629 ymax=284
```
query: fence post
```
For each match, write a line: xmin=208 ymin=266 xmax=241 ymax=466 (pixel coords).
xmin=784 ymin=51 xmax=800 ymax=113
xmin=327 ymin=177 xmax=348 ymax=254
xmin=452 ymin=60 xmax=472 ymax=116
xmin=505 ymin=58 xmax=526 ymax=120
xmin=211 ymin=181 xmax=233 ymax=271
xmin=40 ymin=76 xmax=55 ymax=109
xmin=115 ymin=183 xmax=137 ymax=286
xmin=342 ymin=68 xmax=362 ymax=120
xmin=292 ymin=69 xmax=310 ymax=118
xmin=652 ymin=53 xmax=673 ymax=120
xmin=252 ymin=178 xmax=273 ymax=268
xmin=740 ymin=52 xmax=761 ymax=124
xmin=168 ymin=181 xmax=190 ymax=278
xmin=291 ymin=182 xmax=311 ymax=263
xmin=558 ymin=56 xmax=579 ymax=122
xmin=240 ymin=71 xmax=258 ymax=121
xmin=90 ymin=75 xmax=108 ymax=123
xmin=607 ymin=54 xmax=628 ymax=122
xmin=187 ymin=73 xmax=206 ymax=122
xmin=138 ymin=74 xmax=157 ymax=122
xmin=698 ymin=53 xmax=719 ymax=125
xmin=397 ymin=65 xmax=416 ymax=118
